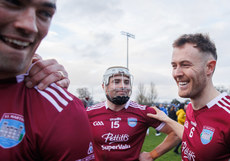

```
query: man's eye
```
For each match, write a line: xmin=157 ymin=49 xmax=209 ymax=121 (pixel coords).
xmin=182 ymin=64 xmax=190 ymax=67
xmin=171 ymin=64 xmax=177 ymax=69
xmin=38 ymin=10 xmax=53 ymax=20
xmin=124 ymin=81 xmax=130 ymax=85
xmin=114 ymin=81 xmax=120 ymax=84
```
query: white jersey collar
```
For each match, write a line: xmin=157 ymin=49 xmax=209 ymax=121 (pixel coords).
xmin=15 ymin=63 xmax=35 ymax=83
xmin=206 ymin=92 xmax=228 ymax=108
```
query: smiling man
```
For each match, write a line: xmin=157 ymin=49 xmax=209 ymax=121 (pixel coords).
xmin=148 ymin=33 xmax=230 ymax=161
xmin=0 ymin=0 xmax=56 ymax=77
xmin=0 ymin=0 xmax=94 ymax=160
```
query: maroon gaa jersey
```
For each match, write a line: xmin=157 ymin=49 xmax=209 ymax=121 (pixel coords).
xmin=86 ymin=100 xmax=165 ymax=161
xmin=182 ymin=93 xmax=230 ymax=161
xmin=0 ymin=74 xmax=95 ymax=161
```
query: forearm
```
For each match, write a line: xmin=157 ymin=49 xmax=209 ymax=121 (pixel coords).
xmin=151 ymin=131 xmax=181 ymax=159
xmin=165 ymin=117 xmax=184 ymax=139
xmin=139 ymin=124 xmax=182 ymax=161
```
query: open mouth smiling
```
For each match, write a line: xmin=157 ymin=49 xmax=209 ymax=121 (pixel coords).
xmin=178 ymin=81 xmax=189 ymax=87
xmin=0 ymin=35 xmax=32 ymax=49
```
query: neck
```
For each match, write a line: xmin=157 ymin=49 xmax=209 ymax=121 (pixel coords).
xmin=0 ymin=72 xmax=19 ymax=79
xmin=190 ymin=83 xmax=220 ymax=110
xmin=106 ymin=100 xmax=126 ymax=111
xmin=0 ymin=62 xmax=31 ymax=79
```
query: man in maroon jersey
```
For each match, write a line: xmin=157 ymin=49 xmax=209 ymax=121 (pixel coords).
xmin=86 ymin=66 xmax=180 ymax=161
xmin=147 ymin=33 xmax=230 ymax=161
xmin=0 ymin=0 xmax=95 ymax=160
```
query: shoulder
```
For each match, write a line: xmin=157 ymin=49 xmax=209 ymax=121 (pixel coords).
xmin=217 ymin=94 xmax=230 ymax=115
xmin=128 ymin=101 xmax=147 ymax=110
xmin=207 ymin=93 xmax=230 ymax=115
xmin=86 ymin=102 xmax=105 ymax=111
xmin=127 ymin=101 xmax=157 ymax=114
xmin=33 ymin=83 xmax=78 ymax=112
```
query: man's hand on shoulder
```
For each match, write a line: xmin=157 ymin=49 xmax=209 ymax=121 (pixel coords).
xmin=25 ymin=54 xmax=70 ymax=90
xmin=147 ymin=106 xmax=169 ymax=122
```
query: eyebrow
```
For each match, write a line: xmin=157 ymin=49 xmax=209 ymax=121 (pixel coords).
xmin=171 ymin=60 xmax=192 ymax=65
xmin=25 ymin=0 xmax=56 ymax=9
xmin=42 ymin=2 xmax=56 ymax=9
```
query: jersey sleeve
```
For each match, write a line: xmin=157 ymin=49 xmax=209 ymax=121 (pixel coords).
xmin=31 ymin=85 xmax=95 ymax=161
xmin=145 ymin=106 xmax=165 ymax=131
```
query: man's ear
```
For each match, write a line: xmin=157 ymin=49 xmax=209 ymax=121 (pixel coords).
xmin=102 ymin=84 xmax=105 ymax=90
xmin=207 ymin=60 xmax=216 ymax=76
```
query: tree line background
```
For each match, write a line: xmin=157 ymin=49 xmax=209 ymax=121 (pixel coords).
xmin=76 ymin=83 xmax=230 ymax=107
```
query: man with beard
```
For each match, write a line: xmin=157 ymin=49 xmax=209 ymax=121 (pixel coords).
xmin=86 ymin=66 xmax=180 ymax=161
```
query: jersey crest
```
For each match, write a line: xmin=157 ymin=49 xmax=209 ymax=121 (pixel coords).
xmin=0 ymin=113 xmax=25 ymax=148
xmin=200 ymin=126 xmax=215 ymax=145
xmin=127 ymin=117 xmax=137 ymax=127
xmin=88 ymin=142 xmax=94 ymax=155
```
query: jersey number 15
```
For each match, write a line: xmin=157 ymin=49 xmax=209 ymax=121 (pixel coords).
xmin=111 ymin=121 xmax=120 ymax=128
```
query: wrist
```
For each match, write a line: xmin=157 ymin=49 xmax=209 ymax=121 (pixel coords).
xmin=164 ymin=116 xmax=173 ymax=123
xmin=150 ymin=149 xmax=159 ymax=160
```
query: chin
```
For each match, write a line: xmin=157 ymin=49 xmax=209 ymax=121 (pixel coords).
xmin=178 ymin=91 xmax=190 ymax=98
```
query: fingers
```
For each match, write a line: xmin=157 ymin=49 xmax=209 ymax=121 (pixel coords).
xmin=56 ymin=78 xmax=70 ymax=89
xmin=150 ymin=106 xmax=159 ymax=111
xmin=57 ymin=71 xmax=65 ymax=79
xmin=147 ymin=106 xmax=167 ymax=122
xmin=26 ymin=59 xmax=69 ymax=90
xmin=35 ymin=71 xmax=68 ymax=90
xmin=29 ymin=59 xmax=66 ymax=77
xmin=32 ymin=53 xmax=43 ymax=63
xmin=147 ymin=107 xmax=159 ymax=119
xmin=147 ymin=113 xmax=157 ymax=119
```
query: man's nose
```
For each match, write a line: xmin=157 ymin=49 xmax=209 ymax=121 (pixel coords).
xmin=14 ymin=8 xmax=38 ymax=34
xmin=173 ymin=66 xmax=184 ymax=77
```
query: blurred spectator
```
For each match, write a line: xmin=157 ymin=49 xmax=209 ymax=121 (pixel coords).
xmin=159 ymin=104 xmax=168 ymax=115
xmin=168 ymin=105 xmax=177 ymax=121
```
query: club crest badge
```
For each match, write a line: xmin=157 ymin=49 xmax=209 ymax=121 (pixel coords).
xmin=127 ymin=118 xmax=137 ymax=127
xmin=88 ymin=142 xmax=94 ymax=155
xmin=0 ymin=113 xmax=25 ymax=148
xmin=200 ymin=126 xmax=215 ymax=145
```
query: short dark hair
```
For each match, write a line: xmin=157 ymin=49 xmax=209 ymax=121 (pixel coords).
xmin=173 ymin=33 xmax=217 ymax=60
